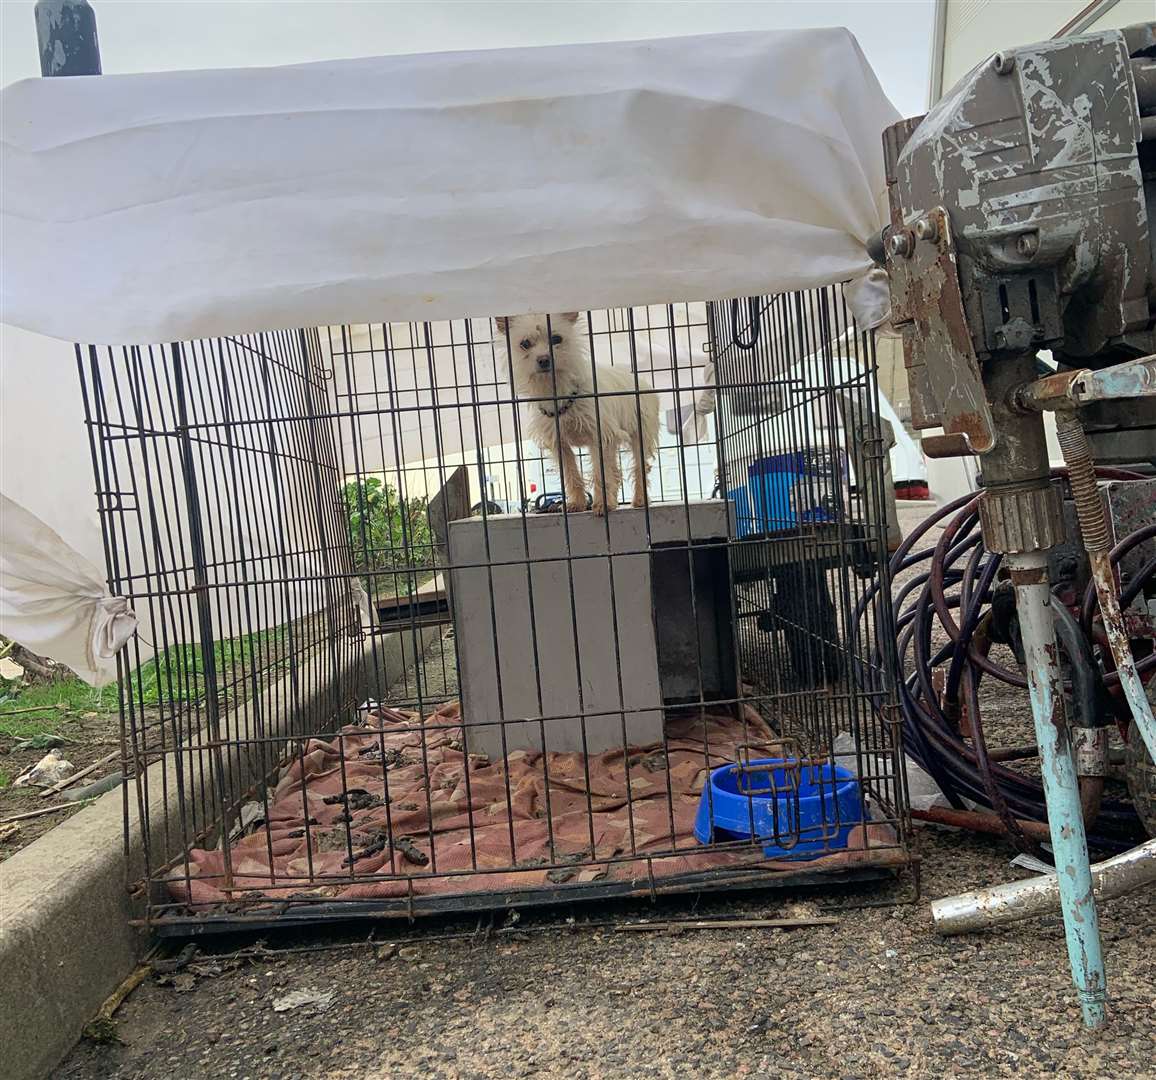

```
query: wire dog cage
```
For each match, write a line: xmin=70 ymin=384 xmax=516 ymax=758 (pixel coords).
xmin=78 ymin=286 xmax=911 ymax=932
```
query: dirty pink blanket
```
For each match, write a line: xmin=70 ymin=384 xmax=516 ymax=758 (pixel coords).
xmin=168 ymin=704 xmax=898 ymax=908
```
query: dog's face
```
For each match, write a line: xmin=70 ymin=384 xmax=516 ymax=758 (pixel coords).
xmin=495 ymin=312 xmax=585 ymax=389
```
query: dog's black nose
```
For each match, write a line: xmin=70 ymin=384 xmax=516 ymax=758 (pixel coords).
xmin=536 ymin=355 xmax=551 ymax=371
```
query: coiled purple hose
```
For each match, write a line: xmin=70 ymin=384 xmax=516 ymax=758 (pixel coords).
xmin=853 ymin=471 xmax=1152 ymax=853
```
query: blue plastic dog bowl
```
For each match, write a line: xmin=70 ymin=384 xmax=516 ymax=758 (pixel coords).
xmin=694 ymin=757 xmax=862 ymax=859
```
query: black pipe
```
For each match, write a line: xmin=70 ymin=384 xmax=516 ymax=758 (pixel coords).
xmin=1051 ymin=598 xmax=1111 ymax=729
xmin=35 ymin=0 xmax=101 ymax=77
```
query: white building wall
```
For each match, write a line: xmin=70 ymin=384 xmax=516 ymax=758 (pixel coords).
xmin=937 ymin=0 xmax=1152 ymax=99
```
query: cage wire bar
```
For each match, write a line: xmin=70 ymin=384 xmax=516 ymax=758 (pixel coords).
xmin=77 ymin=287 xmax=911 ymax=932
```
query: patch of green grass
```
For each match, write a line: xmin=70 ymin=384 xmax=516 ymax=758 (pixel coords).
xmin=0 ymin=679 xmax=117 ymax=740
xmin=121 ymin=625 xmax=289 ymax=708
xmin=0 ymin=625 xmax=292 ymax=740
xmin=0 ymin=769 xmax=12 ymax=790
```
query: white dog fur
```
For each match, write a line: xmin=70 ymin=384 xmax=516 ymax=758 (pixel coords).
xmin=496 ymin=312 xmax=659 ymax=515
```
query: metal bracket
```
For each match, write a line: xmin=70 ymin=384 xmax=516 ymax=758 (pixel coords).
xmin=886 ymin=207 xmax=997 ymax=453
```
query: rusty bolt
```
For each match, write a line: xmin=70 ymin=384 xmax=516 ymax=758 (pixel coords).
xmin=991 ymin=52 xmax=1015 ymax=75
xmin=887 ymin=230 xmax=913 ymax=259
xmin=914 ymin=216 xmax=939 ymax=243
xmin=1016 ymin=232 xmax=1039 ymax=258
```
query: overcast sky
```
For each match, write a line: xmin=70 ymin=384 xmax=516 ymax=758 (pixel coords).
xmin=1 ymin=0 xmax=934 ymax=115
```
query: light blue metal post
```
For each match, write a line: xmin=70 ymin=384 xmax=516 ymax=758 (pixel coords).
xmin=1009 ymin=551 xmax=1107 ymax=1029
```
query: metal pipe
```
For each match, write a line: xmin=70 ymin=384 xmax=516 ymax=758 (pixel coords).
xmin=1054 ymin=411 xmax=1156 ymax=765
xmin=1089 ymin=545 xmax=1156 ymax=757
xmin=911 ymin=805 xmax=1051 ymax=841
xmin=1132 ymin=58 xmax=1156 ymax=114
xmin=1078 ymin=771 xmax=1105 ymax=830
xmin=1051 ymin=599 xmax=1109 ymax=826
xmin=932 ymin=838 xmax=1156 ymax=934
xmin=1008 ymin=551 xmax=1107 ymax=1030
xmin=34 ymin=0 xmax=101 ymax=77
xmin=1014 ymin=356 xmax=1155 ymax=412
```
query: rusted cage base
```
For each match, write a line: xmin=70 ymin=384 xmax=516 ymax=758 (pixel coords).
xmin=146 ymin=861 xmax=907 ymax=938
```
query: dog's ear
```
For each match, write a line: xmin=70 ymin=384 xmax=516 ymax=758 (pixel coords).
xmin=493 ymin=316 xmax=508 ymax=335
xmin=559 ymin=312 xmax=580 ymax=324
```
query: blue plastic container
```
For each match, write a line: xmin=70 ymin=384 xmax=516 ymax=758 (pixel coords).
xmin=694 ymin=757 xmax=862 ymax=858
xmin=728 ymin=485 xmax=753 ymax=536
xmin=730 ymin=453 xmax=840 ymax=537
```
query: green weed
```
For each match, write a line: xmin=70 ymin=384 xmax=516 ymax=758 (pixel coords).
xmin=0 ymin=625 xmax=291 ymax=738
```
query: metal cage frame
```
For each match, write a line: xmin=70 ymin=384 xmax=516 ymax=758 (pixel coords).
xmin=77 ymin=287 xmax=912 ymax=933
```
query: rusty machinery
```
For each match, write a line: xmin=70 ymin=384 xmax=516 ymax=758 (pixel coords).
xmin=871 ymin=22 xmax=1156 ymax=1028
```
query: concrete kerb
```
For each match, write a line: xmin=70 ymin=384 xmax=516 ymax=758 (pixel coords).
xmin=0 ymin=622 xmax=440 ymax=1080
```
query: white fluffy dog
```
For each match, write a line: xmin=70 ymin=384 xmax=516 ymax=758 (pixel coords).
xmin=496 ymin=312 xmax=659 ymax=515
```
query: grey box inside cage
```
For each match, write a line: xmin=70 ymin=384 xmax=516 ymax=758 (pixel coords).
xmin=447 ymin=501 xmax=736 ymax=759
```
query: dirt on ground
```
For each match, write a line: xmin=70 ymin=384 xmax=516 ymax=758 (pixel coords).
xmin=1 ymin=616 xmax=327 ymax=860
xmin=30 ymin=502 xmax=1156 ymax=1077
xmin=55 ymin=822 xmax=1155 ymax=1080
xmin=0 ymin=698 xmax=123 ymax=856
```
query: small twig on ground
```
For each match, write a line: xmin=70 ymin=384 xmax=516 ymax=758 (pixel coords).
xmin=205 ymin=935 xmax=379 ymax=963
xmin=0 ymin=704 xmax=69 ymax=716
xmin=0 ymin=799 xmax=94 ymax=824
xmin=151 ymin=943 xmax=200 ymax=974
xmin=39 ymin=750 xmax=119 ymax=798
xmin=617 ymin=916 xmax=839 ymax=932
xmin=83 ymin=963 xmax=153 ymax=1043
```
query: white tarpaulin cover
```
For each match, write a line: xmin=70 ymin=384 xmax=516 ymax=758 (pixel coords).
xmin=1 ymin=28 xmax=898 ymax=345
xmin=0 ymin=28 xmax=903 ymax=681
xmin=0 ymin=495 xmax=137 ymax=685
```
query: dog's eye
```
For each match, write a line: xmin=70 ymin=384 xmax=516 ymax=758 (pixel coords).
xmin=550 ymin=334 xmax=563 ymax=346
xmin=519 ymin=338 xmax=532 ymax=351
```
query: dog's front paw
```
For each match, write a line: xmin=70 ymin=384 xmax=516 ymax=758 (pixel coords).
xmin=566 ymin=495 xmax=588 ymax=514
xmin=592 ymin=498 xmax=617 ymax=517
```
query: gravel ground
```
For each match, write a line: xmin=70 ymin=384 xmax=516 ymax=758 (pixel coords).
xmin=56 ymin=824 xmax=1155 ymax=1080
xmin=52 ymin=503 xmax=1156 ymax=1078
